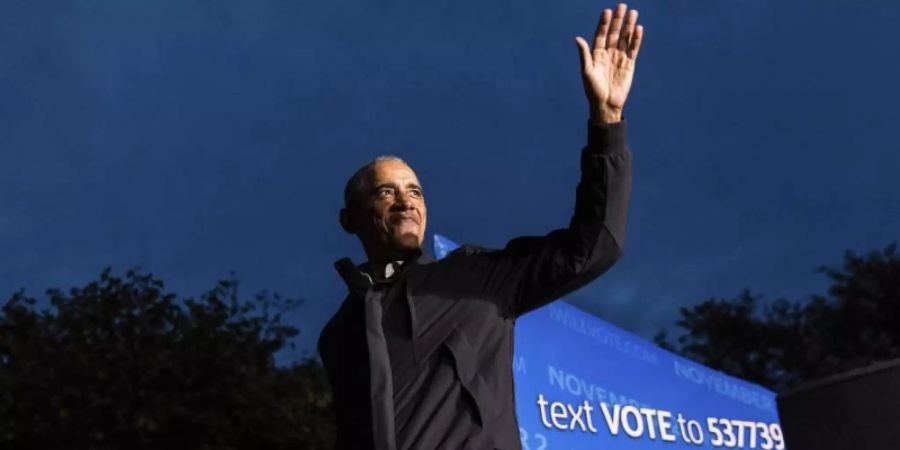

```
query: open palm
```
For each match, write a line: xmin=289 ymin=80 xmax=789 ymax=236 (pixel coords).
xmin=575 ymin=4 xmax=644 ymax=122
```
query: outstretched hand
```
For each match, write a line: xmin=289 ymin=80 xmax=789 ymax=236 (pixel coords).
xmin=575 ymin=3 xmax=644 ymax=124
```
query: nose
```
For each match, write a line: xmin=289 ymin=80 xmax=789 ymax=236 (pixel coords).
xmin=392 ymin=190 xmax=414 ymax=210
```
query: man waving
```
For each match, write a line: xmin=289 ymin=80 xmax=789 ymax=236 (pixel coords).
xmin=318 ymin=4 xmax=644 ymax=449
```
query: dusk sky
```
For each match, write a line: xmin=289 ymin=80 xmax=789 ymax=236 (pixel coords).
xmin=3 ymin=0 xmax=899 ymax=361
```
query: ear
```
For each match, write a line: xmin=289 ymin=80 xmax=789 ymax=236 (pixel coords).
xmin=339 ymin=208 xmax=356 ymax=234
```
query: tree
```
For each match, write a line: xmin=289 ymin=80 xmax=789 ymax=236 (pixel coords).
xmin=657 ymin=243 xmax=900 ymax=392
xmin=0 ymin=268 xmax=335 ymax=449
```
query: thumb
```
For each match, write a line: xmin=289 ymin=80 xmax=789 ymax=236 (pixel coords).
xmin=574 ymin=36 xmax=592 ymax=72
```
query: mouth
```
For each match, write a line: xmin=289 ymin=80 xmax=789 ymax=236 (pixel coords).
xmin=390 ymin=214 xmax=419 ymax=225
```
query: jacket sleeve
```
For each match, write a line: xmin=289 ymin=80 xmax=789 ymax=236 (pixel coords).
xmin=450 ymin=120 xmax=632 ymax=318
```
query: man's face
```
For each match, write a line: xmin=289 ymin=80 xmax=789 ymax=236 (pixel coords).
xmin=354 ymin=159 xmax=427 ymax=256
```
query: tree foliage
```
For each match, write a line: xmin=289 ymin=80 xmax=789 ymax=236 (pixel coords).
xmin=657 ymin=243 xmax=900 ymax=392
xmin=0 ymin=268 xmax=335 ymax=449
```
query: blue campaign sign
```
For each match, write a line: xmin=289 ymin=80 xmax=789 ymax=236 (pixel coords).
xmin=433 ymin=234 xmax=784 ymax=450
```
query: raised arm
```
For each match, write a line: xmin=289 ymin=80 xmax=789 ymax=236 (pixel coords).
xmin=441 ymin=4 xmax=643 ymax=318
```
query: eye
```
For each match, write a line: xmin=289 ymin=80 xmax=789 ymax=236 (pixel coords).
xmin=377 ymin=187 xmax=394 ymax=198
xmin=409 ymin=188 xmax=423 ymax=198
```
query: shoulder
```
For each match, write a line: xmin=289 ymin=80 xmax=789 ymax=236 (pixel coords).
xmin=316 ymin=296 xmax=352 ymax=354
xmin=448 ymin=244 xmax=493 ymax=257
xmin=404 ymin=244 xmax=495 ymax=289
xmin=424 ymin=244 xmax=504 ymax=271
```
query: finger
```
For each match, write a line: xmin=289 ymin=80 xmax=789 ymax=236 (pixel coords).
xmin=593 ymin=8 xmax=612 ymax=50
xmin=619 ymin=9 xmax=638 ymax=52
xmin=575 ymin=36 xmax=593 ymax=72
xmin=607 ymin=3 xmax=627 ymax=50
xmin=628 ymin=25 xmax=644 ymax=59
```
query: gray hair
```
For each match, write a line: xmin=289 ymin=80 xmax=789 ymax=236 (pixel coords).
xmin=343 ymin=155 xmax=407 ymax=210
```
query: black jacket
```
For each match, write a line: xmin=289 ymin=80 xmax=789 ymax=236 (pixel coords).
xmin=318 ymin=120 xmax=632 ymax=450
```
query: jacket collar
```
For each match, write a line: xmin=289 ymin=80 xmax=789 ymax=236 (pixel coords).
xmin=335 ymin=248 xmax=433 ymax=340
xmin=334 ymin=248 xmax=434 ymax=292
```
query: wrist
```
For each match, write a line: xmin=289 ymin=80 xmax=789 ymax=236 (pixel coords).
xmin=590 ymin=106 xmax=623 ymax=125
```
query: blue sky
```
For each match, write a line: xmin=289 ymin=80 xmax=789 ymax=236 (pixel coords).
xmin=2 ymin=0 xmax=898 ymax=360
